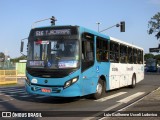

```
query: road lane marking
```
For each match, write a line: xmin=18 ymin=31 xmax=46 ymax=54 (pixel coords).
xmin=0 ymin=98 xmax=14 ymax=103
xmin=95 ymin=92 xmax=127 ymax=102
xmin=84 ymin=92 xmax=145 ymax=120
xmin=0 ymin=88 xmax=22 ymax=90
xmin=6 ymin=91 xmax=24 ymax=94
xmin=19 ymin=92 xmax=29 ymax=95
xmin=0 ymin=89 xmax=24 ymax=92
xmin=0 ymin=94 xmax=14 ymax=102
xmin=20 ymin=95 xmax=31 ymax=97
xmin=117 ymin=92 xmax=145 ymax=103
xmin=83 ymin=102 xmax=123 ymax=120
xmin=5 ymin=94 xmax=15 ymax=97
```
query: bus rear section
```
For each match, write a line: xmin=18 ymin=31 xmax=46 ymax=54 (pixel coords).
xmin=108 ymin=37 xmax=144 ymax=90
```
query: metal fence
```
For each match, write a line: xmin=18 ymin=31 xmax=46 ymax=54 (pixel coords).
xmin=0 ymin=61 xmax=15 ymax=70
xmin=0 ymin=70 xmax=17 ymax=85
xmin=0 ymin=62 xmax=26 ymax=85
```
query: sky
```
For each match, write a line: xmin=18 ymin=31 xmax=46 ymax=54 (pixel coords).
xmin=0 ymin=0 xmax=160 ymax=58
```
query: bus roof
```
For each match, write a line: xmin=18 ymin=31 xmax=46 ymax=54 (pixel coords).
xmin=110 ymin=36 xmax=144 ymax=50
xmin=32 ymin=25 xmax=79 ymax=29
xmin=79 ymin=26 xmax=143 ymax=50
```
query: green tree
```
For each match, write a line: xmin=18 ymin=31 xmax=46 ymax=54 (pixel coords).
xmin=10 ymin=55 xmax=27 ymax=63
xmin=154 ymin=54 xmax=160 ymax=65
xmin=0 ymin=52 xmax=5 ymax=62
xmin=144 ymin=53 xmax=154 ymax=60
xmin=154 ymin=54 xmax=160 ymax=60
xmin=148 ymin=12 xmax=160 ymax=40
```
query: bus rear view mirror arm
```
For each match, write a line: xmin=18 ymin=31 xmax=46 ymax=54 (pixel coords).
xmin=20 ymin=38 xmax=28 ymax=56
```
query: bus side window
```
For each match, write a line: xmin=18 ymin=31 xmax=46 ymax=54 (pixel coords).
xmin=110 ymin=41 xmax=119 ymax=63
xmin=96 ymin=37 xmax=109 ymax=62
xmin=128 ymin=47 xmax=133 ymax=64
xmin=133 ymin=49 xmax=137 ymax=64
xmin=141 ymin=50 xmax=144 ymax=64
xmin=138 ymin=50 xmax=143 ymax=64
xmin=137 ymin=50 xmax=143 ymax=64
xmin=120 ymin=44 xmax=127 ymax=63
xmin=137 ymin=50 xmax=140 ymax=64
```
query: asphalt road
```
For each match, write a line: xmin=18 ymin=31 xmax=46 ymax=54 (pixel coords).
xmin=0 ymin=74 xmax=160 ymax=120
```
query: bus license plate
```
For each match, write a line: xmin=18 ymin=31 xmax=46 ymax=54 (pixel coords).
xmin=41 ymin=88 xmax=52 ymax=93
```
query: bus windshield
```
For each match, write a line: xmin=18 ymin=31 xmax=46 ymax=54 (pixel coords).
xmin=27 ymin=39 xmax=79 ymax=69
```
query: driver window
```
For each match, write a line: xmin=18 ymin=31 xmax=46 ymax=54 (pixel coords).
xmin=82 ymin=32 xmax=94 ymax=72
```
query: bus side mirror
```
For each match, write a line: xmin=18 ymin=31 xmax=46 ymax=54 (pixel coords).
xmin=20 ymin=41 xmax=24 ymax=53
xmin=120 ymin=21 xmax=125 ymax=32
xmin=20 ymin=38 xmax=27 ymax=56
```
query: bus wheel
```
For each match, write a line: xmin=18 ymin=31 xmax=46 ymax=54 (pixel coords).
xmin=93 ymin=79 xmax=105 ymax=99
xmin=130 ymin=74 xmax=136 ymax=88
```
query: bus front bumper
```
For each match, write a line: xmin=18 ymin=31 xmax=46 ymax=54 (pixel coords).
xmin=25 ymin=82 xmax=82 ymax=97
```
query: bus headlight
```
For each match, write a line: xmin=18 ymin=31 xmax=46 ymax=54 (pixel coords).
xmin=64 ymin=76 xmax=79 ymax=89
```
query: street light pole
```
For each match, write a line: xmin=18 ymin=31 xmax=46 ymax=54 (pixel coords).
xmin=96 ymin=22 xmax=101 ymax=32
xmin=31 ymin=16 xmax=57 ymax=29
xmin=99 ymin=21 xmax=125 ymax=33
xmin=99 ymin=24 xmax=119 ymax=33
xmin=31 ymin=17 xmax=51 ymax=29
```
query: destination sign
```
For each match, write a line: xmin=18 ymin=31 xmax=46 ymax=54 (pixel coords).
xmin=35 ymin=29 xmax=71 ymax=37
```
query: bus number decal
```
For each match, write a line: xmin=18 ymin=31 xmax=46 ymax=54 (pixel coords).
xmin=112 ymin=67 xmax=118 ymax=71
xmin=126 ymin=66 xmax=133 ymax=71
xmin=41 ymin=88 xmax=52 ymax=93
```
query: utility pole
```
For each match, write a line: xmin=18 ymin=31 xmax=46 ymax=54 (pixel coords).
xmin=96 ymin=22 xmax=101 ymax=32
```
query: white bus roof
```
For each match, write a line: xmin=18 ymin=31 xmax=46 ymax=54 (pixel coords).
xmin=110 ymin=36 xmax=143 ymax=50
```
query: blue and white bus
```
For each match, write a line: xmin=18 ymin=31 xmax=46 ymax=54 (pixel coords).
xmin=24 ymin=25 xmax=144 ymax=99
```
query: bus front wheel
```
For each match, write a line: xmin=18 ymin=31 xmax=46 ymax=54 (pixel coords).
xmin=92 ymin=79 xmax=105 ymax=99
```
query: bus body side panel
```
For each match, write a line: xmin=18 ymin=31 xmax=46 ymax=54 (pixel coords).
xmin=25 ymin=69 xmax=84 ymax=97
xmin=79 ymin=27 xmax=111 ymax=95
xmin=80 ymin=65 xmax=99 ymax=96
xmin=109 ymin=63 xmax=144 ymax=90
xmin=134 ymin=64 xmax=144 ymax=83
xmin=95 ymin=62 xmax=110 ymax=90
xmin=79 ymin=62 xmax=110 ymax=95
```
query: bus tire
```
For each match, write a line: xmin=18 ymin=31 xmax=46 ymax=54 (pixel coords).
xmin=92 ymin=79 xmax=105 ymax=99
xmin=129 ymin=74 xmax=136 ymax=88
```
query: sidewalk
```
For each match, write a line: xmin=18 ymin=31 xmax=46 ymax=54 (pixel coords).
xmin=105 ymin=87 xmax=160 ymax=120
xmin=123 ymin=87 xmax=160 ymax=111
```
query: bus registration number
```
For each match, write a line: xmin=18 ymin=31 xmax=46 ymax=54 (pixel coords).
xmin=41 ymin=88 xmax=52 ymax=93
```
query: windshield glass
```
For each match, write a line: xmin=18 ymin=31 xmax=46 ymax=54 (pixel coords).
xmin=27 ymin=39 xmax=79 ymax=69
